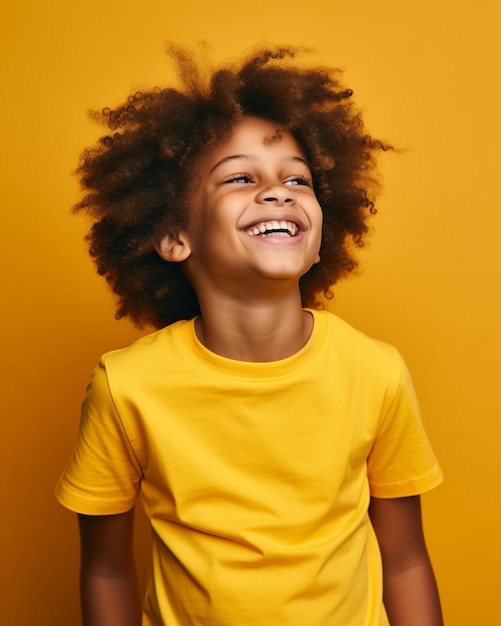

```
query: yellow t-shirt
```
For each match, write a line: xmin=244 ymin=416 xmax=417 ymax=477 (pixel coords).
xmin=56 ymin=310 xmax=442 ymax=625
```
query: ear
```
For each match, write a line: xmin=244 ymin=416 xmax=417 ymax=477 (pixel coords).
xmin=156 ymin=231 xmax=192 ymax=263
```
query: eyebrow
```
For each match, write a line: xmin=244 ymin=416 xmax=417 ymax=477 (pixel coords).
xmin=209 ymin=154 xmax=311 ymax=174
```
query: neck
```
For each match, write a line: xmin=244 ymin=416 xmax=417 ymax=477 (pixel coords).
xmin=194 ymin=290 xmax=313 ymax=362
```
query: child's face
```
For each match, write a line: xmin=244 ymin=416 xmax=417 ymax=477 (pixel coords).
xmin=179 ymin=116 xmax=323 ymax=294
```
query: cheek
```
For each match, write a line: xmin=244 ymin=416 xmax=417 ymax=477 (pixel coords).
xmin=314 ymin=208 xmax=323 ymax=262
xmin=314 ymin=206 xmax=324 ymax=237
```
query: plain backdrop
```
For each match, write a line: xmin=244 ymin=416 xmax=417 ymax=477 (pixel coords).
xmin=1 ymin=1 xmax=500 ymax=624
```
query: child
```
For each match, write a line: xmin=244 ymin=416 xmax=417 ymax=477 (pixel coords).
xmin=56 ymin=46 xmax=443 ymax=626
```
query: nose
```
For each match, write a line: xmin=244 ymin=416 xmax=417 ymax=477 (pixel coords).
xmin=256 ymin=183 xmax=296 ymax=206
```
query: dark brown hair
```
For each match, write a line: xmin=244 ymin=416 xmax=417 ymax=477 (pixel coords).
xmin=75 ymin=45 xmax=389 ymax=328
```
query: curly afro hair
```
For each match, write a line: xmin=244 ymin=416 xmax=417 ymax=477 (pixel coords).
xmin=74 ymin=45 xmax=390 ymax=329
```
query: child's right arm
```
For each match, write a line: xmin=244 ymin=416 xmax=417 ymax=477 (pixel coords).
xmin=78 ymin=509 xmax=141 ymax=626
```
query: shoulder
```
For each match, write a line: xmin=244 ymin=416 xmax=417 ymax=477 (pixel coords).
xmin=312 ymin=309 xmax=412 ymax=405
xmin=87 ymin=319 xmax=195 ymax=399
xmin=101 ymin=318 xmax=193 ymax=369
xmin=313 ymin=309 xmax=403 ymax=371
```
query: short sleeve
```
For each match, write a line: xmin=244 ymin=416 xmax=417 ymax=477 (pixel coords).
xmin=367 ymin=356 xmax=443 ymax=498
xmin=55 ymin=360 xmax=142 ymax=515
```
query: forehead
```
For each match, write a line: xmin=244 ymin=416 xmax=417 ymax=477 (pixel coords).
xmin=201 ymin=117 xmax=306 ymax=170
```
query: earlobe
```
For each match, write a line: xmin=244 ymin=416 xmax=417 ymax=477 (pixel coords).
xmin=156 ymin=232 xmax=192 ymax=263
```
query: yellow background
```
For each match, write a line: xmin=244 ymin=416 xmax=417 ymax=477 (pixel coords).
xmin=1 ymin=1 xmax=500 ymax=624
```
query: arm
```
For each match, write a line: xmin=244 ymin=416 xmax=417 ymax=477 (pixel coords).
xmin=78 ymin=509 xmax=141 ymax=626
xmin=369 ymin=495 xmax=443 ymax=626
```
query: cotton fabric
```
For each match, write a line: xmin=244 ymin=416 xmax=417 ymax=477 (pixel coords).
xmin=56 ymin=310 xmax=442 ymax=625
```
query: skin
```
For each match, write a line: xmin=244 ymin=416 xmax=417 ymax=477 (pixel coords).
xmin=157 ymin=116 xmax=323 ymax=362
xmin=78 ymin=511 xmax=141 ymax=626
xmin=369 ymin=496 xmax=443 ymax=625
xmin=78 ymin=117 xmax=443 ymax=625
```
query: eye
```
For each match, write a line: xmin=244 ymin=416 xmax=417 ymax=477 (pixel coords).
xmin=285 ymin=175 xmax=312 ymax=187
xmin=225 ymin=173 xmax=255 ymax=184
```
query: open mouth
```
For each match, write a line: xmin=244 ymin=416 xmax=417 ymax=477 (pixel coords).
xmin=246 ymin=220 xmax=299 ymax=237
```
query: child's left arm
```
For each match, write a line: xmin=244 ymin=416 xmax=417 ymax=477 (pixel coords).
xmin=369 ymin=495 xmax=443 ymax=626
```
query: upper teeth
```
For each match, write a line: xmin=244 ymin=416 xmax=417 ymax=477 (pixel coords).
xmin=247 ymin=220 xmax=299 ymax=237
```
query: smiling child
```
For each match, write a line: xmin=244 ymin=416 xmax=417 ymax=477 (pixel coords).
xmin=56 ymin=46 xmax=443 ymax=626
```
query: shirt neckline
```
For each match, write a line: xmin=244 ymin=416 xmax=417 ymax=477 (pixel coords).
xmin=178 ymin=309 xmax=328 ymax=380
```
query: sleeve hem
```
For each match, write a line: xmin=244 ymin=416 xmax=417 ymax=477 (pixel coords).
xmin=55 ymin=485 xmax=137 ymax=516
xmin=370 ymin=466 xmax=443 ymax=499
